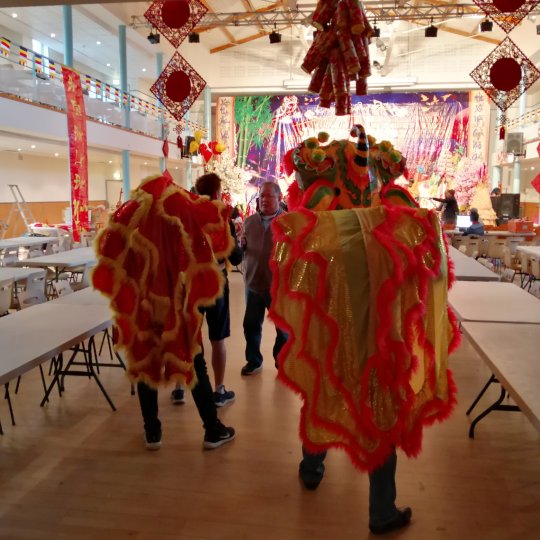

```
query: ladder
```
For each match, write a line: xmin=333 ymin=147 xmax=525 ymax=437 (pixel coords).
xmin=1 ymin=184 xmax=36 ymax=238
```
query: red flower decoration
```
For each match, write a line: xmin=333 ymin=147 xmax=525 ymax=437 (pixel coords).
xmin=150 ymin=51 xmax=206 ymax=121
xmin=470 ymin=37 xmax=540 ymax=113
xmin=144 ymin=0 xmax=207 ymax=48
xmin=472 ymin=0 xmax=539 ymax=33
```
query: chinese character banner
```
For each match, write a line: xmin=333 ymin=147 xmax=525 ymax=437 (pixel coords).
xmin=62 ymin=67 xmax=89 ymax=241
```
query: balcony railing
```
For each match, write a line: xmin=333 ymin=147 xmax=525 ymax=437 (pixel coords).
xmin=0 ymin=38 xmax=206 ymax=139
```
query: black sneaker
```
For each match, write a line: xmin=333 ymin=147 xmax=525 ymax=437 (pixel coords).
xmin=369 ymin=507 xmax=412 ymax=535
xmin=240 ymin=363 xmax=262 ymax=376
xmin=299 ymin=461 xmax=325 ymax=490
xmin=214 ymin=387 xmax=235 ymax=407
xmin=203 ymin=423 xmax=235 ymax=449
xmin=144 ymin=429 xmax=162 ymax=451
xmin=171 ymin=387 xmax=186 ymax=405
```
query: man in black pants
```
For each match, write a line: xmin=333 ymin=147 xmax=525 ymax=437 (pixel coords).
xmin=138 ymin=352 xmax=234 ymax=451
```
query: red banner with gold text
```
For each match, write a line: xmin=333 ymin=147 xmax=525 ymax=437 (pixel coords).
xmin=62 ymin=67 xmax=89 ymax=241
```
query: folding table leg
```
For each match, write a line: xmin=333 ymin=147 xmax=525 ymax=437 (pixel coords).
xmin=4 ymin=382 xmax=15 ymax=426
xmin=466 ymin=374 xmax=497 ymax=416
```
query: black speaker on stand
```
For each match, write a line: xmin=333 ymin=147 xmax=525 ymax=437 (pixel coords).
xmin=497 ymin=194 xmax=520 ymax=220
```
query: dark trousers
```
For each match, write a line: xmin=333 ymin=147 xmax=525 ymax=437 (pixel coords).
xmin=243 ymin=288 xmax=287 ymax=367
xmin=137 ymin=352 xmax=219 ymax=435
xmin=301 ymin=447 xmax=398 ymax=527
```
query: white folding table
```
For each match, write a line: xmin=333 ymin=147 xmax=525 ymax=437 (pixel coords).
xmin=462 ymin=321 xmax=540 ymax=438
xmin=0 ymin=302 xmax=120 ymax=426
xmin=448 ymin=281 xmax=540 ymax=324
xmin=516 ymin=245 xmax=540 ymax=258
xmin=16 ymin=246 xmax=96 ymax=280
xmin=0 ymin=236 xmax=59 ymax=250
xmin=448 ymin=246 xmax=500 ymax=282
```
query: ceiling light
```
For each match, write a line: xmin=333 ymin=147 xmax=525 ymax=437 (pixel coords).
xmin=269 ymin=30 xmax=281 ymax=44
xmin=113 ymin=79 xmax=120 ymax=85
xmin=11 ymin=13 xmax=17 ymax=18
xmin=425 ymin=19 xmax=438 ymax=38
xmin=188 ymin=32 xmax=200 ymax=43
xmin=17 ymin=148 xmax=21 ymax=152
xmin=54 ymin=152 xmax=59 ymax=157
xmin=144 ymin=162 xmax=148 ymax=165
xmin=108 ymin=160 xmax=112 ymax=164
xmin=106 ymin=63 xmax=111 ymax=67
xmin=50 ymin=33 xmax=56 ymax=38
xmin=480 ymin=19 xmax=493 ymax=32
xmin=142 ymin=68 xmax=147 ymax=72
xmin=147 ymin=30 xmax=160 ymax=44
xmin=96 ymin=41 xmax=101 ymax=45
xmin=372 ymin=19 xmax=381 ymax=38
xmin=31 ymin=144 xmax=36 ymax=149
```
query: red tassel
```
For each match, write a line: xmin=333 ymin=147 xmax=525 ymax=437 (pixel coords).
xmin=499 ymin=126 xmax=505 ymax=140
xmin=162 ymin=139 xmax=169 ymax=158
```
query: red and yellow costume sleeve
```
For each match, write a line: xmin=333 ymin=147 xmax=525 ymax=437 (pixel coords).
xmin=92 ymin=172 xmax=232 ymax=388
xmin=269 ymin=202 xmax=460 ymax=472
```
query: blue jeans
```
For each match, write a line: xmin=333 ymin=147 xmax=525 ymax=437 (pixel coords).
xmin=243 ymin=288 xmax=287 ymax=367
xmin=300 ymin=447 xmax=398 ymax=527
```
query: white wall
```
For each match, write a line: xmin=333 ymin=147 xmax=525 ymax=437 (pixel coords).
xmin=0 ymin=151 xmax=107 ymax=202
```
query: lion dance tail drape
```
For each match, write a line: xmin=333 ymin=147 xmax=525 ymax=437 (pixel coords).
xmin=92 ymin=172 xmax=233 ymax=388
xmin=269 ymin=199 xmax=460 ymax=472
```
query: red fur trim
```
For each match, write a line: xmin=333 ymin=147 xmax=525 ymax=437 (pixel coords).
xmin=283 ymin=148 xmax=296 ymax=176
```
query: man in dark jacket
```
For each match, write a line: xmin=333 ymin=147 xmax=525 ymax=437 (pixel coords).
xmin=240 ymin=181 xmax=287 ymax=375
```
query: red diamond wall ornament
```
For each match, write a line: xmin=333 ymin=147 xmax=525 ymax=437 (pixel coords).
xmin=150 ymin=51 xmax=206 ymax=121
xmin=144 ymin=0 xmax=207 ymax=48
xmin=470 ymin=37 xmax=540 ymax=114
xmin=472 ymin=0 xmax=539 ymax=33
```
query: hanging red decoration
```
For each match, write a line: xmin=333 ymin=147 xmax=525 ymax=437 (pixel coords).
xmin=470 ymin=37 xmax=540 ymax=114
xmin=150 ymin=51 xmax=206 ymax=121
xmin=165 ymin=70 xmax=192 ymax=102
xmin=144 ymin=0 xmax=207 ymax=48
xmin=472 ymin=0 xmax=539 ymax=33
xmin=161 ymin=0 xmax=191 ymax=29
xmin=489 ymin=58 xmax=522 ymax=91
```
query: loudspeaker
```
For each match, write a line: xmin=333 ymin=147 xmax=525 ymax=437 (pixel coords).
xmin=505 ymin=132 xmax=524 ymax=155
xmin=499 ymin=193 xmax=520 ymax=219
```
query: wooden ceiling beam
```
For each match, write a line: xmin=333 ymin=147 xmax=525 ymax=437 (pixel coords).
xmin=210 ymin=25 xmax=291 ymax=54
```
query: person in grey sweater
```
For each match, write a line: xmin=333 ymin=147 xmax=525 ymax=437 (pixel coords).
xmin=240 ymin=181 xmax=287 ymax=375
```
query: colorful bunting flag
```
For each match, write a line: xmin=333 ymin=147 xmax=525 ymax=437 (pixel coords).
xmin=0 ymin=36 xmax=11 ymax=57
xmin=34 ymin=54 xmax=43 ymax=73
xmin=19 ymin=46 xmax=28 ymax=65
xmin=49 ymin=60 xmax=57 ymax=78
xmin=95 ymin=79 xmax=102 ymax=94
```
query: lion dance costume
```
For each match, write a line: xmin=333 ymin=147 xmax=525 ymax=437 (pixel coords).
xmin=270 ymin=125 xmax=460 ymax=471
xmin=92 ymin=171 xmax=233 ymax=388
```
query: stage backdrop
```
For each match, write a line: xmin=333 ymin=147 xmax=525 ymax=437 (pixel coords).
xmin=216 ymin=92 xmax=487 ymax=197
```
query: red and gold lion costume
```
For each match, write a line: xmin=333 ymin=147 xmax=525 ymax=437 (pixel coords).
xmin=92 ymin=172 xmax=233 ymax=388
xmin=270 ymin=126 xmax=459 ymax=471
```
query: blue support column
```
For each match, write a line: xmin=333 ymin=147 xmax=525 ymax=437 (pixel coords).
xmin=513 ymin=84 xmax=527 ymax=194
xmin=204 ymin=86 xmax=211 ymax=136
xmin=122 ymin=150 xmax=130 ymax=202
xmin=63 ymin=6 xmax=73 ymax=67
xmin=488 ymin=105 xmax=501 ymax=191
xmin=156 ymin=53 xmax=166 ymax=173
xmin=119 ymin=25 xmax=130 ymax=129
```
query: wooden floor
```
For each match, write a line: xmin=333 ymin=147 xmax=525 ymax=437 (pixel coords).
xmin=1 ymin=271 xmax=540 ymax=540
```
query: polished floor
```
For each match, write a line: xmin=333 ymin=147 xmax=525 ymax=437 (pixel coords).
xmin=1 ymin=271 xmax=539 ymax=539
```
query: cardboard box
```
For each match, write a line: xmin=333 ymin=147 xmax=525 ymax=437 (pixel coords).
xmin=507 ymin=220 xmax=534 ymax=233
